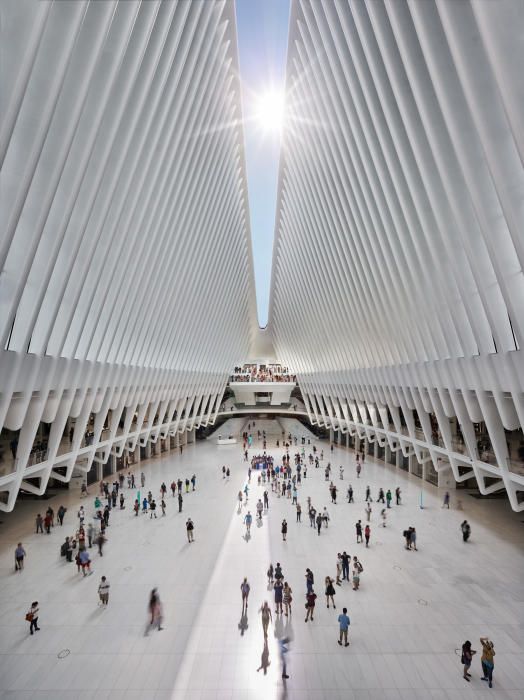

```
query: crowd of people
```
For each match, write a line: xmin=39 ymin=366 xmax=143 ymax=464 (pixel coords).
xmin=13 ymin=421 xmax=495 ymax=690
xmin=20 ymin=466 xmax=200 ymax=636
xmin=230 ymin=365 xmax=295 ymax=383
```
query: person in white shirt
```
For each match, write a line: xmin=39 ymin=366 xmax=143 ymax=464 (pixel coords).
xmin=98 ymin=576 xmax=110 ymax=606
xmin=27 ymin=601 xmax=40 ymax=635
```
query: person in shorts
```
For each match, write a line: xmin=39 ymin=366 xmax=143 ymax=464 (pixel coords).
xmin=98 ymin=576 xmax=110 ymax=606
xmin=338 ymin=607 xmax=350 ymax=646
xmin=15 ymin=543 xmax=26 ymax=571
xmin=461 ymin=640 xmax=476 ymax=681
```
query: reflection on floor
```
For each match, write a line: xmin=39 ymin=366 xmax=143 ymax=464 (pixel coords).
xmin=0 ymin=418 xmax=523 ymax=700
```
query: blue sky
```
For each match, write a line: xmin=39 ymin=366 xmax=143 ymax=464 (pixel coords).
xmin=235 ymin=0 xmax=291 ymax=327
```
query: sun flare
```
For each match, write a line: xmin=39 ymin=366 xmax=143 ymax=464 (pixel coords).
xmin=254 ymin=89 xmax=285 ymax=133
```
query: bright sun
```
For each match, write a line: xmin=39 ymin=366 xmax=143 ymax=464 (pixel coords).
xmin=254 ymin=90 xmax=285 ymax=133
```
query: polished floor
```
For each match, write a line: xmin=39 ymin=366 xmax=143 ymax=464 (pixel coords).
xmin=0 ymin=418 xmax=523 ymax=700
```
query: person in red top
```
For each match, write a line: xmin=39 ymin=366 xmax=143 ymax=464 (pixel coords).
xmin=43 ymin=513 xmax=52 ymax=534
xmin=364 ymin=524 xmax=370 ymax=547
xmin=305 ymin=590 xmax=317 ymax=622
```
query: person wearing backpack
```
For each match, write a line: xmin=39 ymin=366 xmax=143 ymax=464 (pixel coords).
xmin=186 ymin=518 xmax=194 ymax=543
xmin=352 ymin=561 xmax=361 ymax=591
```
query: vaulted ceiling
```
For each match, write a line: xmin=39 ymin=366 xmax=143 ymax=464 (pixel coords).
xmin=1 ymin=0 xmax=523 ymax=510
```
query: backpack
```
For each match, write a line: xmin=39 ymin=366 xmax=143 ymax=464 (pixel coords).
xmin=357 ymin=561 xmax=363 ymax=573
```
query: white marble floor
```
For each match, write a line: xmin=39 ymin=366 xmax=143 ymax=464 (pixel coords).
xmin=0 ymin=418 xmax=523 ymax=700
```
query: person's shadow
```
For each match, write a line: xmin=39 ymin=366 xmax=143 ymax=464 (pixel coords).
xmin=238 ymin=612 xmax=248 ymax=636
xmin=274 ymin=615 xmax=284 ymax=640
xmin=243 ymin=531 xmax=251 ymax=543
xmin=256 ymin=518 xmax=263 ymax=528
xmin=256 ymin=640 xmax=270 ymax=674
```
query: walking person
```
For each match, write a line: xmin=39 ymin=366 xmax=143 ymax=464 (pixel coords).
xmin=57 ymin=505 xmax=67 ymax=526
xmin=337 ymin=607 xmax=350 ymax=646
xmin=244 ymin=511 xmax=253 ymax=535
xmin=365 ymin=485 xmax=372 ymax=502
xmin=395 ymin=486 xmax=401 ymax=505
xmin=267 ymin=563 xmax=274 ymax=585
xmin=275 ymin=562 xmax=284 ymax=582
xmin=178 ymin=492 xmax=183 ymax=512
xmin=240 ymin=577 xmax=250 ymax=612
xmin=386 ymin=489 xmax=392 ymax=508
xmin=87 ymin=522 xmax=94 ymax=548
xmin=304 ymin=589 xmax=317 ymax=622
xmin=305 ymin=568 xmax=314 ymax=593
xmin=443 ymin=491 xmax=450 ymax=508
xmin=283 ymin=582 xmax=293 ymax=616
xmin=355 ymin=520 xmax=363 ymax=543
xmin=325 ymin=576 xmax=336 ymax=608
xmin=96 ymin=532 xmax=106 ymax=556
xmin=15 ymin=543 xmax=26 ymax=571
xmin=410 ymin=527 xmax=418 ymax=551
xmin=352 ymin=561 xmax=361 ymax=590
xmin=259 ymin=601 xmax=272 ymax=638
xmin=347 ymin=485 xmax=354 ymax=503
xmin=461 ymin=520 xmax=471 ymax=542
xmin=341 ymin=551 xmax=351 ymax=581
xmin=186 ymin=518 xmax=194 ymax=543
xmin=480 ymin=637 xmax=495 ymax=688
xmin=296 ymin=502 xmax=302 ymax=522
xmin=98 ymin=576 xmax=110 ymax=606
xmin=336 ymin=554 xmax=342 ymax=586
xmin=35 ymin=514 xmax=44 ymax=534
xmin=281 ymin=519 xmax=288 ymax=541
xmin=146 ymin=588 xmax=163 ymax=634
xmin=461 ymin=640 xmax=476 ymax=681
xmin=149 ymin=499 xmax=157 ymax=519
xmin=274 ymin=579 xmax=283 ymax=615
xmin=364 ymin=524 xmax=370 ymax=547
xmin=365 ymin=503 xmax=372 ymax=521
xmin=279 ymin=635 xmax=290 ymax=680
xmin=316 ymin=512 xmax=323 ymax=535
xmin=381 ymin=508 xmax=387 ymax=527
xmin=79 ymin=549 xmax=93 ymax=576
xmin=26 ymin=601 xmax=40 ymax=635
